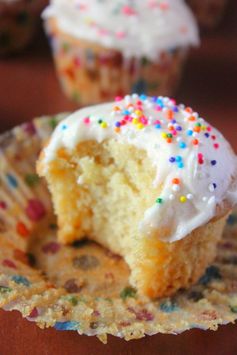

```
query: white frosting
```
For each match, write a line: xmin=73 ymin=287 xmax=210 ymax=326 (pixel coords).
xmin=41 ymin=95 xmax=237 ymax=242
xmin=43 ymin=0 xmax=199 ymax=60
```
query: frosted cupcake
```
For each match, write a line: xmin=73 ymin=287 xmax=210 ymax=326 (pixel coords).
xmin=0 ymin=0 xmax=48 ymax=56
xmin=42 ymin=0 xmax=199 ymax=105
xmin=186 ymin=0 xmax=228 ymax=29
xmin=37 ymin=94 xmax=237 ymax=298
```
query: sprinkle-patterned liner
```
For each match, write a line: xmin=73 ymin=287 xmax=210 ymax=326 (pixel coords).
xmin=0 ymin=0 xmax=48 ymax=56
xmin=187 ymin=0 xmax=228 ymax=29
xmin=0 ymin=114 xmax=237 ymax=343
xmin=45 ymin=18 xmax=187 ymax=106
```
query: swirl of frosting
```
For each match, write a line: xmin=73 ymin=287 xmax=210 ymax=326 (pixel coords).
xmin=41 ymin=94 xmax=237 ymax=242
xmin=43 ymin=0 xmax=200 ymax=60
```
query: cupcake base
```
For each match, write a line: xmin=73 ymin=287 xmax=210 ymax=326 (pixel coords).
xmin=130 ymin=214 xmax=228 ymax=298
xmin=45 ymin=18 xmax=187 ymax=105
xmin=37 ymin=137 xmax=229 ymax=298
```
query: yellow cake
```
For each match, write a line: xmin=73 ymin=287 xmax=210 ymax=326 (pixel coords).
xmin=37 ymin=95 xmax=237 ymax=298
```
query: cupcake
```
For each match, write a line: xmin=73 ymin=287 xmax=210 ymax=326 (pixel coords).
xmin=186 ymin=0 xmax=228 ymax=29
xmin=42 ymin=0 xmax=199 ymax=106
xmin=0 ymin=0 xmax=48 ymax=56
xmin=37 ymin=94 xmax=237 ymax=299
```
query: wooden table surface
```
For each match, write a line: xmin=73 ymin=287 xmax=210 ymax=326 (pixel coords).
xmin=0 ymin=1 xmax=237 ymax=355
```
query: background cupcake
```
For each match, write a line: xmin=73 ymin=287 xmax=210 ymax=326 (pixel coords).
xmin=186 ymin=0 xmax=228 ymax=29
xmin=43 ymin=0 xmax=199 ymax=106
xmin=0 ymin=0 xmax=48 ymax=56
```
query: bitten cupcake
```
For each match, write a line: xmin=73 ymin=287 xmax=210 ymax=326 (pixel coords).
xmin=186 ymin=0 xmax=228 ymax=29
xmin=0 ymin=0 xmax=48 ymax=56
xmin=42 ymin=0 xmax=199 ymax=105
xmin=37 ymin=94 xmax=237 ymax=299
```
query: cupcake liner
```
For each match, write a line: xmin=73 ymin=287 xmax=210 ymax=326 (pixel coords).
xmin=0 ymin=115 xmax=65 ymax=250
xmin=45 ymin=18 xmax=187 ymax=106
xmin=0 ymin=115 xmax=237 ymax=343
xmin=187 ymin=0 xmax=228 ymax=29
xmin=0 ymin=0 xmax=48 ymax=56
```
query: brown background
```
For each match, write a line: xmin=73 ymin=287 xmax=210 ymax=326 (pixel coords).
xmin=0 ymin=1 xmax=237 ymax=354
